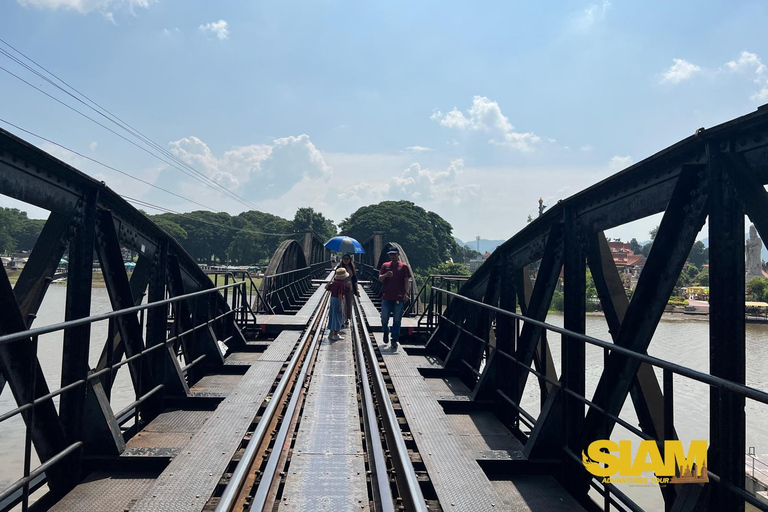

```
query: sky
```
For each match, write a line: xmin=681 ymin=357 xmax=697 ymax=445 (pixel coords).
xmin=1 ymin=0 xmax=767 ymax=244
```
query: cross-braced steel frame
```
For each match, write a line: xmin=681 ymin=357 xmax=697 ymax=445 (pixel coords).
xmin=423 ymin=105 xmax=768 ymax=512
xmin=0 ymin=127 xmax=251 ymax=509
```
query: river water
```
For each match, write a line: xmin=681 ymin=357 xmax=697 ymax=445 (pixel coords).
xmin=1 ymin=287 xmax=767 ymax=511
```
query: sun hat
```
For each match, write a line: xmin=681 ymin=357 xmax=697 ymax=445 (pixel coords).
xmin=387 ymin=247 xmax=400 ymax=254
xmin=335 ymin=267 xmax=350 ymax=280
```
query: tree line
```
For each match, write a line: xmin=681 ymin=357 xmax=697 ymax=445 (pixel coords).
xmin=1 ymin=202 xmax=481 ymax=274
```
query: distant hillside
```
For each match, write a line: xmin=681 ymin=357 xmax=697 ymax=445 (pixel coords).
xmin=454 ymin=237 xmax=507 ymax=255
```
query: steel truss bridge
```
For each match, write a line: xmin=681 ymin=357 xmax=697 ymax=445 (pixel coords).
xmin=1 ymin=105 xmax=768 ymax=512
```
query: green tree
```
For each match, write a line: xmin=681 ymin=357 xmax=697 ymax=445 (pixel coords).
xmin=748 ymin=277 xmax=768 ymax=302
xmin=292 ymin=207 xmax=337 ymax=241
xmin=0 ymin=208 xmax=24 ymax=253
xmin=695 ymin=268 xmax=709 ymax=286
xmin=159 ymin=211 xmax=234 ymax=264
xmin=687 ymin=241 xmax=708 ymax=267
xmin=426 ymin=262 xmax=470 ymax=276
xmin=686 ymin=264 xmax=699 ymax=280
xmin=153 ymin=217 xmax=188 ymax=243
xmin=14 ymin=219 xmax=45 ymax=251
xmin=650 ymin=225 xmax=659 ymax=241
xmin=339 ymin=200 xmax=457 ymax=271
xmin=629 ymin=238 xmax=642 ymax=254
xmin=451 ymin=244 xmax=482 ymax=264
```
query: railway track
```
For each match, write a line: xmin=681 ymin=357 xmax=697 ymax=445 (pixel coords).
xmin=207 ymin=286 xmax=432 ymax=512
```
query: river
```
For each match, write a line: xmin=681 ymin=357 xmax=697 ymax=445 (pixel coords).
xmin=1 ymin=287 xmax=767 ymax=511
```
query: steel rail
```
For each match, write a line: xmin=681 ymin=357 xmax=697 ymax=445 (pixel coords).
xmin=351 ymin=300 xmax=395 ymax=512
xmin=354 ymin=298 xmax=428 ymax=512
xmin=248 ymin=298 xmax=330 ymax=510
xmin=214 ymin=290 xmax=330 ymax=512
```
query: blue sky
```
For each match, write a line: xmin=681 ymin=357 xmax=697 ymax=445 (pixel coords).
xmin=1 ymin=0 xmax=767 ymax=242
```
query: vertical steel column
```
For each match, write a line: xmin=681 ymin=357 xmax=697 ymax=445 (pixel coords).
xmin=561 ymin=210 xmax=586 ymax=490
xmin=59 ymin=191 xmax=97 ymax=474
xmin=707 ymin=146 xmax=745 ymax=511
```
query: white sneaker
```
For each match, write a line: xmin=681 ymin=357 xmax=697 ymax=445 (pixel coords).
xmin=336 ymin=334 xmax=345 ymax=340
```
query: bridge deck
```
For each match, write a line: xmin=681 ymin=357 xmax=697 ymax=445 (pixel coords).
xmin=278 ymin=330 xmax=368 ymax=511
xmin=379 ymin=334 xmax=587 ymax=511
xmin=44 ymin=290 xmax=586 ymax=512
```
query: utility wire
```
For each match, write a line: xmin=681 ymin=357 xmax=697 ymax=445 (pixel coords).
xmin=0 ymin=41 xmax=263 ymax=211
xmin=0 ymin=117 xmax=293 ymax=238
xmin=0 ymin=117 xmax=218 ymax=212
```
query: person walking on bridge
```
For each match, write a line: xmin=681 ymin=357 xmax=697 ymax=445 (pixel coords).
xmin=378 ymin=247 xmax=411 ymax=345
xmin=326 ymin=267 xmax=350 ymax=341
xmin=336 ymin=253 xmax=360 ymax=328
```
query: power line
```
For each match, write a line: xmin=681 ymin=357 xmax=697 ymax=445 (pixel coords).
xmin=0 ymin=117 xmax=218 ymax=212
xmin=0 ymin=40 xmax=264 ymax=211
xmin=0 ymin=117 xmax=294 ymax=238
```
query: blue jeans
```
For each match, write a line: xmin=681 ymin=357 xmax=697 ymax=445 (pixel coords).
xmin=381 ymin=300 xmax=405 ymax=341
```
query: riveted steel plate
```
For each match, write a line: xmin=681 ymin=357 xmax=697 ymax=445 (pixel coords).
xmin=189 ymin=374 xmax=243 ymax=397
xmin=257 ymin=331 xmax=302 ymax=362
xmin=424 ymin=376 xmax=472 ymax=399
xmin=446 ymin=411 xmax=525 ymax=452
xmin=379 ymin=335 xmax=504 ymax=511
xmin=143 ymin=409 xmax=213 ymax=433
xmin=123 ymin=432 xmax=194 ymax=455
xmin=224 ymin=352 xmax=262 ymax=364
xmin=50 ymin=471 xmax=158 ymax=512
xmin=129 ymin=332 xmax=299 ymax=512
xmin=280 ymin=334 xmax=368 ymax=510
xmin=490 ymin=476 xmax=586 ymax=511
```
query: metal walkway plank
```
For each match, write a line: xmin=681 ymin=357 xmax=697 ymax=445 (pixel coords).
xmin=378 ymin=334 xmax=504 ymax=511
xmin=129 ymin=331 xmax=302 ymax=512
xmin=278 ymin=334 xmax=369 ymax=511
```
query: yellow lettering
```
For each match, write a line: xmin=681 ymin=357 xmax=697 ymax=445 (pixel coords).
xmin=631 ymin=440 xmax=664 ymax=476
xmin=662 ymin=440 xmax=707 ymax=477
xmin=618 ymin=440 xmax=634 ymax=475
xmin=584 ymin=440 xmax=619 ymax=477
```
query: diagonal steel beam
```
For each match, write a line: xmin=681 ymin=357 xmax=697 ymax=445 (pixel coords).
xmin=0 ymin=249 xmax=72 ymax=493
xmin=95 ymin=209 xmax=153 ymax=396
xmin=13 ymin=211 xmax=74 ymax=327
xmin=579 ymin=163 xmax=708 ymax=447
xmin=502 ymin=222 xmax=564 ymax=405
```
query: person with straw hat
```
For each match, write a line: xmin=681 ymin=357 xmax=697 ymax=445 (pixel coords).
xmin=326 ymin=267 xmax=351 ymax=340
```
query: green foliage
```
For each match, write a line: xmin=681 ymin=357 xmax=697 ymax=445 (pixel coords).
xmin=667 ymin=296 xmax=689 ymax=308
xmin=747 ymin=277 xmax=768 ymax=302
xmin=550 ymin=290 xmax=564 ymax=311
xmin=292 ymin=207 xmax=336 ymax=241
xmin=153 ymin=217 xmax=188 ymax=242
xmin=695 ymin=268 xmax=709 ymax=286
xmin=426 ymin=262 xmax=470 ymax=276
xmin=650 ymin=225 xmax=658 ymax=241
xmin=339 ymin=200 xmax=458 ymax=272
xmin=451 ymin=244 xmax=481 ymax=263
xmin=641 ymin=242 xmax=653 ymax=257
xmin=687 ymin=241 xmax=708 ymax=267
xmin=0 ymin=208 xmax=45 ymax=253
xmin=686 ymin=264 xmax=699 ymax=279
xmin=586 ymin=268 xmax=597 ymax=300
xmin=629 ymin=238 xmax=642 ymax=254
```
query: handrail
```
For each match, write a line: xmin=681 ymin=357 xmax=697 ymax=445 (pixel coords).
xmin=0 ymin=280 xmax=250 ymax=512
xmin=431 ymin=287 xmax=768 ymax=405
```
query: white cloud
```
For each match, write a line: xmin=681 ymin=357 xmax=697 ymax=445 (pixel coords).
xmin=431 ymin=96 xmax=542 ymax=151
xmin=162 ymin=133 xmax=328 ymax=200
xmin=725 ymin=51 xmax=768 ymax=101
xmin=199 ymin=20 xmax=229 ymax=40
xmin=609 ymin=155 xmax=633 ymax=171
xmin=660 ymin=58 xmax=701 ymax=84
xmin=17 ymin=0 xmax=153 ymax=15
xmin=405 ymin=146 xmax=432 ymax=152
xmin=163 ymin=27 xmax=180 ymax=36
xmin=570 ymin=0 xmax=611 ymax=32
xmin=89 ymin=141 xmax=98 ymax=151
xmin=580 ymin=144 xmax=593 ymax=152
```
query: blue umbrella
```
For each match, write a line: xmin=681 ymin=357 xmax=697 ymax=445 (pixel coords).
xmin=324 ymin=236 xmax=365 ymax=254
